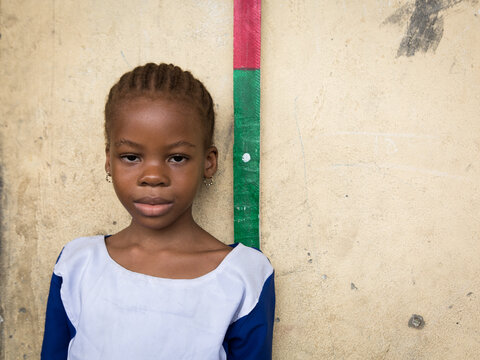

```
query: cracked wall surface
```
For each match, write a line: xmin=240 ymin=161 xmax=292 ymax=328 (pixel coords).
xmin=1 ymin=1 xmax=480 ymax=359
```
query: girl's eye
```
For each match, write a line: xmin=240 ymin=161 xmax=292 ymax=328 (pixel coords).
xmin=169 ymin=155 xmax=187 ymax=163
xmin=121 ymin=154 xmax=140 ymax=163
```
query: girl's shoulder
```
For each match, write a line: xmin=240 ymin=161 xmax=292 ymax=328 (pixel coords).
xmin=54 ymin=235 xmax=105 ymax=273
xmin=218 ymin=243 xmax=274 ymax=290
xmin=63 ymin=234 xmax=105 ymax=250
xmin=223 ymin=243 xmax=273 ymax=275
xmin=218 ymin=244 xmax=274 ymax=323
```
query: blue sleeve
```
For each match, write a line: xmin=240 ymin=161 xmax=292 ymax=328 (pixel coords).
xmin=41 ymin=272 xmax=76 ymax=360
xmin=223 ymin=273 xmax=275 ymax=360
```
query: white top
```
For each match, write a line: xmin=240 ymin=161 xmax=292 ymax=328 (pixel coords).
xmin=44 ymin=235 xmax=274 ymax=360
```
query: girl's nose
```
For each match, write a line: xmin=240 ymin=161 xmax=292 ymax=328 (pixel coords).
xmin=138 ymin=163 xmax=170 ymax=186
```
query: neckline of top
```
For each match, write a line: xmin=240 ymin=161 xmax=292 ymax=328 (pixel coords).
xmin=99 ymin=235 xmax=244 ymax=283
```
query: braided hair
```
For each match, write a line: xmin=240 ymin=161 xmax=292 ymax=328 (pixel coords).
xmin=105 ymin=63 xmax=215 ymax=150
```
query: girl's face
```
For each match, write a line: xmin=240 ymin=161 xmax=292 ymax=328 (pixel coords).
xmin=105 ymin=97 xmax=217 ymax=231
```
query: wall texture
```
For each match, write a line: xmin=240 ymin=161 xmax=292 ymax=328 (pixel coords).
xmin=1 ymin=1 xmax=479 ymax=359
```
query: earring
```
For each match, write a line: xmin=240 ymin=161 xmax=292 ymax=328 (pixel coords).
xmin=105 ymin=173 xmax=112 ymax=183
xmin=203 ymin=177 xmax=214 ymax=188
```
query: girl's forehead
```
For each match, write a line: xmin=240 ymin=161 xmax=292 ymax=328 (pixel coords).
xmin=117 ymin=96 xmax=197 ymax=116
xmin=110 ymin=97 xmax=205 ymax=142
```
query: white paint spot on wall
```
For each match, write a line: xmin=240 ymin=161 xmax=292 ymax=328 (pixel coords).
xmin=242 ymin=153 xmax=251 ymax=163
xmin=385 ymin=138 xmax=398 ymax=154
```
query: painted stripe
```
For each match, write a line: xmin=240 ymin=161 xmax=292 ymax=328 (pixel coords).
xmin=233 ymin=69 xmax=260 ymax=248
xmin=234 ymin=0 xmax=261 ymax=69
xmin=233 ymin=0 xmax=261 ymax=248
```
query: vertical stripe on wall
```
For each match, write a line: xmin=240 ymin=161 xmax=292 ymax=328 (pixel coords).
xmin=233 ymin=0 xmax=261 ymax=248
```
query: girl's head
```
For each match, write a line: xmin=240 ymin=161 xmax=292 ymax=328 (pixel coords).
xmin=104 ymin=63 xmax=215 ymax=151
xmin=104 ymin=63 xmax=218 ymax=230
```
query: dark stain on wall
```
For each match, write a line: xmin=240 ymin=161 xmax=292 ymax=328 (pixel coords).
xmin=408 ymin=314 xmax=425 ymax=329
xmin=384 ymin=0 xmax=478 ymax=57
xmin=397 ymin=0 xmax=445 ymax=57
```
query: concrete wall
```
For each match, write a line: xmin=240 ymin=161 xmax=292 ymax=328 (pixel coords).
xmin=1 ymin=1 xmax=479 ymax=358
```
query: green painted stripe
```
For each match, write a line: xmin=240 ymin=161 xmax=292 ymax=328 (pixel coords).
xmin=233 ymin=69 xmax=260 ymax=248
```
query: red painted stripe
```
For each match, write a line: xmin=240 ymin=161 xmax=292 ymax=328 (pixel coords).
xmin=234 ymin=0 xmax=261 ymax=69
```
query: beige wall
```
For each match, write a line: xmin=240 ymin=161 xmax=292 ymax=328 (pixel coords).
xmin=1 ymin=1 xmax=479 ymax=358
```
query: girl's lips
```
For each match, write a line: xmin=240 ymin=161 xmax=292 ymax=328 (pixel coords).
xmin=135 ymin=196 xmax=171 ymax=205
xmin=133 ymin=202 xmax=173 ymax=217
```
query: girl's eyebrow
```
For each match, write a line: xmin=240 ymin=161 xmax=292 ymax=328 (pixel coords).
xmin=114 ymin=139 xmax=142 ymax=148
xmin=167 ymin=141 xmax=196 ymax=149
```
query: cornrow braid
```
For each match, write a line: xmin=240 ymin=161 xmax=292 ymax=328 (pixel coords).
xmin=104 ymin=63 xmax=215 ymax=150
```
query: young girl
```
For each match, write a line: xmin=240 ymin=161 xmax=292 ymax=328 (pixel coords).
xmin=41 ymin=63 xmax=275 ymax=359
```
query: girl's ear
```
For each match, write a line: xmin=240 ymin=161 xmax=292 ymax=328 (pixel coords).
xmin=204 ymin=145 xmax=218 ymax=179
xmin=105 ymin=147 xmax=111 ymax=174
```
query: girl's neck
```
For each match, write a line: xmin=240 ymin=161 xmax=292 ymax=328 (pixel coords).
xmin=104 ymin=209 xmax=231 ymax=279
xmin=114 ymin=213 xmax=209 ymax=252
